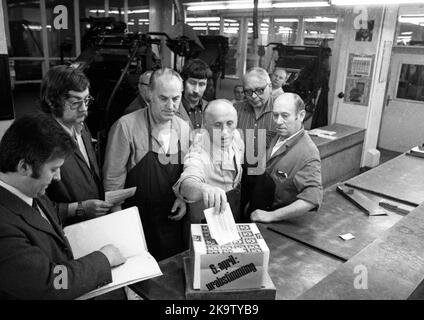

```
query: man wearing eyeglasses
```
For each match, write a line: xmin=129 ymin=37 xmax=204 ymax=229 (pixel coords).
xmin=177 ymin=59 xmax=212 ymax=130
xmin=248 ymin=93 xmax=322 ymax=223
xmin=235 ymin=67 xmax=277 ymax=220
xmin=123 ymin=70 xmax=153 ymax=115
xmin=40 ymin=65 xmax=113 ymax=226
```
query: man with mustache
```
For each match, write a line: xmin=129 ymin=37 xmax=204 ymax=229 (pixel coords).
xmin=177 ymin=59 xmax=212 ymax=130
xmin=174 ymin=99 xmax=244 ymax=222
xmin=40 ymin=65 xmax=113 ymax=226
xmin=0 ymin=114 xmax=125 ymax=299
xmin=248 ymin=93 xmax=323 ymax=223
xmin=103 ymin=68 xmax=191 ymax=261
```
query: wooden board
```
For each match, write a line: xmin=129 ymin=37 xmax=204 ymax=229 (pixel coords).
xmin=130 ymin=224 xmax=342 ymax=300
xmin=299 ymin=204 xmax=424 ymax=300
xmin=269 ymin=186 xmax=406 ymax=261
xmin=345 ymin=154 xmax=424 ymax=206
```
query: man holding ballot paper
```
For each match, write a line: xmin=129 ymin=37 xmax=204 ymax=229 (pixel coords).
xmin=103 ymin=68 xmax=191 ymax=261
xmin=174 ymin=99 xmax=244 ymax=223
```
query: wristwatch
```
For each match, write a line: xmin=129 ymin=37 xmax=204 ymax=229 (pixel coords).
xmin=75 ymin=201 xmax=85 ymax=218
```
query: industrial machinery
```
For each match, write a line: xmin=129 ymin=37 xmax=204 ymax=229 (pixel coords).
xmin=71 ymin=17 xmax=228 ymax=164
xmin=264 ymin=42 xmax=332 ymax=128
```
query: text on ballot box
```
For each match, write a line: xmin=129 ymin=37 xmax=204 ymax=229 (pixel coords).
xmin=190 ymin=223 xmax=270 ymax=291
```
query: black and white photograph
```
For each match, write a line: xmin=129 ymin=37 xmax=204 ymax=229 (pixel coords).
xmin=1 ymin=0 xmax=424 ymax=312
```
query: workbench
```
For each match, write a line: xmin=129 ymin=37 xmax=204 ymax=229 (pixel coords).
xmin=310 ymin=123 xmax=365 ymax=188
xmin=130 ymin=150 xmax=424 ymax=300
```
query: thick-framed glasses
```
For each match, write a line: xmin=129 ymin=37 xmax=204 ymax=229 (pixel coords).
xmin=66 ymin=95 xmax=94 ymax=110
xmin=243 ymin=84 xmax=270 ymax=97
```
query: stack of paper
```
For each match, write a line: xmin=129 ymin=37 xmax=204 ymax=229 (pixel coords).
xmin=308 ymin=129 xmax=337 ymax=140
xmin=64 ymin=207 xmax=162 ymax=300
xmin=204 ymin=205 xmax=240 ymax=245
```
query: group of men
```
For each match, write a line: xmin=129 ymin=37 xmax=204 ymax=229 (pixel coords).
xmin=0 ymin=59 xmax=322 ymax=299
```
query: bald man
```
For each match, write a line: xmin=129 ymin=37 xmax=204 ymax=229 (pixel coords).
xmin=123 ymin=70 xmax=153 ymax=115
xmin=174 ymin=99 xmax=244 ymax=223
xmin=271 ymin=67 xmax=287 ymax=100
xmin=248 ymin=93 xmax=323 ymax=223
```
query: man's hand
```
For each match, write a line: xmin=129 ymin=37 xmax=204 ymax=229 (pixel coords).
xmin=169 ymin=198 xmax=187 ymax=221
xmin=99 ymin=244 xmax=126 ymax=267
xmin=250 ymin=209 xmax=274 ymax=223
xmin=83 ymin=200 xmax=114 ymax=218
xmin=200 ymin=184 xmax=228 ymax=214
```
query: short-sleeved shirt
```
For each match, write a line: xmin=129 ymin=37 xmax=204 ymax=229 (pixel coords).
xmin=234 ymin=97 xmax=277 ymax=156
xmin=262 ymin=129 xmax=323 ymax=209
xmin=103 ymin=108 xmax=191 ymax=192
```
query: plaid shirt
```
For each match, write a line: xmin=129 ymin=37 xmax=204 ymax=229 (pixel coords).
xmin=234 ymin=97 xmax=277 ymax=157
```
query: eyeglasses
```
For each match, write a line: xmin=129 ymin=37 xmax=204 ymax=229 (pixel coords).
xmin=66 ymin=95 xmax=94 ymax=110
xmin=243 ymin=84 xmax=270 ymax=97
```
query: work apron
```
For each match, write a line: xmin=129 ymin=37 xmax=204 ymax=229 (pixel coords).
xmin=123 ymin=114 xmax=187 ymax=261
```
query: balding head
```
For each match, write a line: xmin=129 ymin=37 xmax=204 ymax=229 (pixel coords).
xmin=273 ymin=93 xmax=305 ymax=138
xmin=138 ymin=70 xmax=153 ymax=101
xmin=271 ymin=67 xmax=288 ymax=90
xmin=204 ymin=99 xmax=237 ymax=149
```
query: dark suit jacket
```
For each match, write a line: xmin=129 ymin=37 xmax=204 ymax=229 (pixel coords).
xmin=46 ymin=123 xmax=103 ymax=224
xmin=0 ymin=186 xmax=112 ymax=299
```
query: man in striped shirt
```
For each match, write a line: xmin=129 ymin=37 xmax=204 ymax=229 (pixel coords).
xmin=234 ymin=67 xmax=277 ymax=219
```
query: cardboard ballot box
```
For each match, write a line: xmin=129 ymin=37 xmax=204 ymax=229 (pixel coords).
xmin=190 ymin=223 xmax=270 ymax=292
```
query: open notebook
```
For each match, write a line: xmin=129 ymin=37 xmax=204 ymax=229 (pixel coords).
xmin=63 ymin=207 xmax=162 ymax=300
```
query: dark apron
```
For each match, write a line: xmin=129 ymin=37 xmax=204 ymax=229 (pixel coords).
xmin=123 ymin=113 xmax=187 ymax=261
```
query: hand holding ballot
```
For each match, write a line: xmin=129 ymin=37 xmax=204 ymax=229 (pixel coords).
xmin=200 ymin=184 xmax=228 ymax=214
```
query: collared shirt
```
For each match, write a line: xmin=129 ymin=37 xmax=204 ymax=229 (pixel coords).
xmin=271 ymin=87 xmax=284 ymax=100
xmin=56 ymin=120 xmax=91 ymax=168
xmin=0 ymin=179 xmax=50 ymax=223
xmin=234 ymin=96 xmax=277 ymax=155
xmin=271 ymin=128 xmax=304 ymax=157
xmin=103 ymin=108 xmax=191 ymax=192
xmin=176 ymin=98 xmax=208 ymax=130
xmin=173 ymin=129 xmax=244 ymax=199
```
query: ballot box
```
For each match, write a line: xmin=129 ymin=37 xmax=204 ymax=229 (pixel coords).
xmin=189 ymin=224 xmax=271 ymax=293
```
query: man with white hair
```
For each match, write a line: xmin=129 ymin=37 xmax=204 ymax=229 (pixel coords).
xmin=174 ymin=99 xmax=244 ymax=223
xmin=249 ymin=93 xmax=323 ymax=223
xmin=103 ymin=68 xmax=191 ymax=261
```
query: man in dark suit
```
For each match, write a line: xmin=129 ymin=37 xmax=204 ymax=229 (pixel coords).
xmin=40 ymin=65 xmax=113 ymax=225
xmin=0 ymin=114 xmax=125 ymax=299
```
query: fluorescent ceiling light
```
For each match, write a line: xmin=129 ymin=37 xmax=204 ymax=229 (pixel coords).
xmin=400 ymin=32 xmax=413 ymax=35
xmin=273 ymin=1 xmax=329 ymax=8
xmin=274 ymin=18 xmax=299 ymax=22
xmin=305 ymin=17 xmax=338 ymax=22
xmin=186 ymin=17 xmax=221 ymax=22
xmin=332 ymin=0 xmax=424 ymax=5
xmin=187 ymin=1 xmax=328 ymax=11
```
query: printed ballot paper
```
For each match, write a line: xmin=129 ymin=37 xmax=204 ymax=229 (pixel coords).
xmin=63 ymin=206 xmax=162 ymax=300
xmin=105 ymin=187 xmax=136 ymax=205
xmin=204 ymin=205 xmax=240 ymax=246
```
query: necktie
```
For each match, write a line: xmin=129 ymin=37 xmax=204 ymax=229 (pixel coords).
xmin=32 ymin=199 xmax=51 ymax=224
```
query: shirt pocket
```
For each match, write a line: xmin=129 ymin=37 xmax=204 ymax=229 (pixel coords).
xmin=270 ymin=169 xmax=297 ymax=208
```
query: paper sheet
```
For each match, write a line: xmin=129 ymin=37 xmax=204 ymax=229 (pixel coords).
xmin=105 ymin=187 xmax=136 ymax=205
xmin=64 ymin=207 xmax=162 ymax=299
xmin=204 ymin=205 xmax=240 ymax=246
